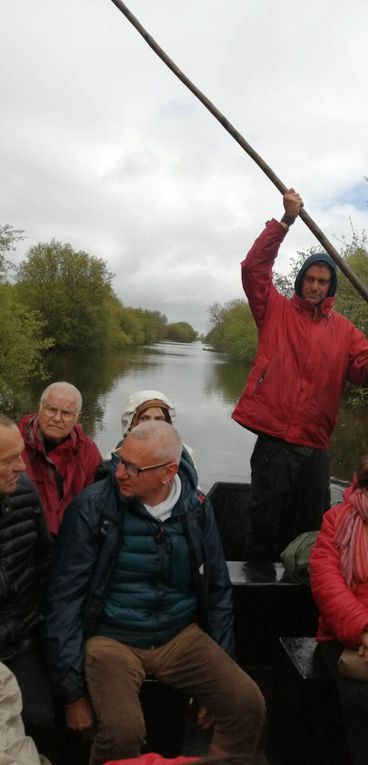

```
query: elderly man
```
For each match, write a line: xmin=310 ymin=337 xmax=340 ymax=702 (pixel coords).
xmin=233 ymin=189 xmax=368 ymax=560
xmin=19 ymin=381 xmax=101 ymax=535
xmin=44 ymin=420 xmax=265 ymax=765
xmin=0 ymin=414 xmax=55 ymax=760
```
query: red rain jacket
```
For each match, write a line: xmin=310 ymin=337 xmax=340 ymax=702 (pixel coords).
xmin=310 ymin=486 xmax=368 ymax=646
xmin=18 ymin=413 xmax=101 ymax=535
xmin=103 ymin=757 xmax=199 ymax=765
xmin=232 ymin=220 xmax=368 ymax=449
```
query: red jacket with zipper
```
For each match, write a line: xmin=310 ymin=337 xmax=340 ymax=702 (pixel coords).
xmin=18 ymin=413 xmax=101 ymax=535
xmin=232 ymin=219 xmax=368 ymax=449
xmin=310 ymin=486 xmax=368 ymax=646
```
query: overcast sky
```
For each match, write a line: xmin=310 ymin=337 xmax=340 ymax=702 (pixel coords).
xmin=2 ymin=0 xmax=367 ymax=332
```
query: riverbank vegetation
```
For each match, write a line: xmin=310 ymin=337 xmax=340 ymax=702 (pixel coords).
xmin=0 ymin=228 xmax=197 ymax=395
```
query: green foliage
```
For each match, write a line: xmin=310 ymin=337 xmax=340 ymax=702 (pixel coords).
xmin=205 ymin=299 xmax=257 ymax=360
xmin=0 ymin=223 xmax=24 ymax=283
xmin=334 ymin=231 xmax=368 ymax=334
xmin=334 ymin=231 xmax=368 ymax=405
xmin=106 ymin=296 xmax=169 ymax=347
xmin=15 ymin=239 xmax=171 ymax=352
xmin=16 ymin=241 xmax=114 ymax=350
xmin=133 ymin=308 xmax=168 ymax=344
xmin=165 ymin=322 xmax=197 ymax=343
xmin=0 ymin=284 xmax=52 ymax=400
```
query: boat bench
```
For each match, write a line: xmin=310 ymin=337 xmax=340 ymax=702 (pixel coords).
xmin=278 ymin=635 xmax=330 ymax=693
xmin=267 ymin=636 xmax=348 ymax=765
xmin=227 ymin=562 xmax=318 ymax=664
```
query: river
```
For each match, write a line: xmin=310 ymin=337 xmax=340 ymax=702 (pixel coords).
xmin=11 ymin=341 xmax=368 ymax=494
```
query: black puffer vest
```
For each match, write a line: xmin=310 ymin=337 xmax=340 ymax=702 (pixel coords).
xmin=0 ymin=473 xmax=51 ymax=659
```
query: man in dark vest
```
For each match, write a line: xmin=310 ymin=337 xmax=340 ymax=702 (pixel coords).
xmin=44 ymin=420 xmax=265 ymax=765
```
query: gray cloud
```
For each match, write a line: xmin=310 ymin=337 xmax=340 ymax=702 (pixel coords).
xmin=1 ymin=0 xmax=367 ymax=333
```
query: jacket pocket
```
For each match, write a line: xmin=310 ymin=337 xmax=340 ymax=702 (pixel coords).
xmin=247 ymin=365 xmax=267 ymax=395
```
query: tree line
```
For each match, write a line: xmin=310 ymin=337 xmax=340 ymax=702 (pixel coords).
xmin=205 ymin=232 xmax=368 ymax=404
xmin=0 ymin=226 xmax=197 ymax=395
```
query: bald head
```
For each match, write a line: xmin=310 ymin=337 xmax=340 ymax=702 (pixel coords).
xmin=127 ymin=420 xmax=182 ymax=465
xmin=115 ymin=421 xmax=183 ymax=505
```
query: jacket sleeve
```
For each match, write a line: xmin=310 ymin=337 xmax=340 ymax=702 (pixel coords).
xmin=310 ymin=506 xmax=368 ymax=646
xmin=202 ymin=498 xmax=235 ymax=658
xmin=43 ymin=496 xmax=99 ymax=704
xmin=346 ymin=323 xmax=368 ymax=386
xmin=34 ymin=498 xmax=52 ymax=601
xmin=241 ymin=219 xmax=287 ymax=328
xmin=83 ymin=439 xmax=102 ymax=486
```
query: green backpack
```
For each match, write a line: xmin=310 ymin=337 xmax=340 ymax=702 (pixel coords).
xmin=280 ymin=530 xmax=319 ymax=585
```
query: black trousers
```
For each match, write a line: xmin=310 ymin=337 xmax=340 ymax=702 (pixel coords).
xmin=319 ymin=642 xmax=368 ymax=765
xmin=3 ymin=635 xmax=60 ymax=764
xmin=246 ymin=434 xmax=330 ymax=559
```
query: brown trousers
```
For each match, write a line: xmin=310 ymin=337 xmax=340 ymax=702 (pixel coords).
xmin=85 ymin=624 xmax=265 ymax=765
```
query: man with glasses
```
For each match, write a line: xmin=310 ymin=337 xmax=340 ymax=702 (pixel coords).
xmin=19 ymin=381 xmax=101 ymax=535
xmin=44 ymin=420 xmax=265 ymax=765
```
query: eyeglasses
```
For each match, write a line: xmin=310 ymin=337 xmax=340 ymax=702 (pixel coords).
xmin=41 ymin=405 xmax=79 ymax=422
xmin=113 ymin=450 xmax=172 ymax=478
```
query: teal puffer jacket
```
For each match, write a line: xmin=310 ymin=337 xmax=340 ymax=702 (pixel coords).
xmin=43 ymin=448 xmax=234 ymax=703
xmin=95 ymin=493 xmax=197 ymax=647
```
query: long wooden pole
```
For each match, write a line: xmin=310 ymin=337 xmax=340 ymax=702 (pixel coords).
xmin=109 ymin=0 xmax=368 ymax=303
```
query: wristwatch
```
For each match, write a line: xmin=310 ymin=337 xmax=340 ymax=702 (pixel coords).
xmin=281 ymin=213 xmax=297 ymax=227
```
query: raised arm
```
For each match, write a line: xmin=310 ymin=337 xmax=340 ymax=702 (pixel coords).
xmin=242 ymin=189 xmax=303 ymax=327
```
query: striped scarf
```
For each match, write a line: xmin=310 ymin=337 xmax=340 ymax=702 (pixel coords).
xmin=334 ymin=489 xmax=368 ymax=589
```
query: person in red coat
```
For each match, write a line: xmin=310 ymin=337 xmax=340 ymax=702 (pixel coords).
xmin=310 ymin=455 xmax=368 ymax=765
xmin=19 ymin=381 xmax=101 ymax=535
xmin=232 ymin=189 xmax=368 ymax=560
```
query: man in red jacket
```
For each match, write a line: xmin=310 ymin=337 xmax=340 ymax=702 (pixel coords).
xmin=19 ymin=381 xmax=101 ymax=535
xmin=232 ymin=189 xmax=368 ymax=560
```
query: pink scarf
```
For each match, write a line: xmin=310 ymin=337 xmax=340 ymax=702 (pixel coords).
xmin=334 ymin=489 xmax=368 ymax=589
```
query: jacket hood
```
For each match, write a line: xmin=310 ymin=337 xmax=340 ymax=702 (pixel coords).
xmin=121 ymin=390 xmax=176 ymax=435
xmin=177 ymin=445 xmax=198 ymax=497
xmin=294 ymin=252 xmax=337 ymax=298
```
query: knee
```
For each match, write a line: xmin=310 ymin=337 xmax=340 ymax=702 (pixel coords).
xmin=95 ymin=713 xmax=146 ymax=759
xmin=236 ymin=678 xmax=266 ymax=730
xmin=212 ymin=676 xmax=266 ymax=757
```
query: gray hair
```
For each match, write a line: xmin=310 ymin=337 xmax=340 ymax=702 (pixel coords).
xmin=128 ymin=420 xmax=183 ymax=465
xmin=40 ymin=382 xmax=82 ymax=412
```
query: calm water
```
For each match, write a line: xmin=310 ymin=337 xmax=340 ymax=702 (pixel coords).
xmin=11 ymin=341 xmax=368 ymax=494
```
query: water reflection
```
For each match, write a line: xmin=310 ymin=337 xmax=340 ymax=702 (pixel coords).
xmin=3 ymin=341 xmax=367 ymax=492
xmin=204 ymin=355 xmax=252 ymax=402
